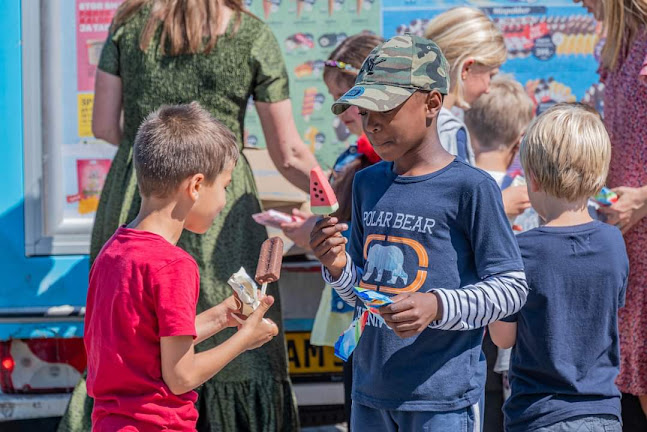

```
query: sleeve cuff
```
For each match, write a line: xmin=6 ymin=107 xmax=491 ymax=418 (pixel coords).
xmin=322 ymin=252 xmax=354 ymax=289
xmin=428 ymin=289 xmax=451 ymax=328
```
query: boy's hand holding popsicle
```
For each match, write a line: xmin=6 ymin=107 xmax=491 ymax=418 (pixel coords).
xmin=310 ymin=217 xmax=348 ymax=279
xmin=308 ymin=167 xmax=442 ymax=338
xmin=308 ymin=167 xmax=348 ymax=279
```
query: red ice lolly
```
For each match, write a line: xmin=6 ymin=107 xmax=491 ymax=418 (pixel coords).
xmin=310 ymin=167 xmax=339 ymax=215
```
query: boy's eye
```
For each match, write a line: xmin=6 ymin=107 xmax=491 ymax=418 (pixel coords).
xmin=358 ymin=111 xmax=367 ymax=116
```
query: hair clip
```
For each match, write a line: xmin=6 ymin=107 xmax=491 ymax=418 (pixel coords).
xmin=324 ymin=60 xmax=359 ymax=73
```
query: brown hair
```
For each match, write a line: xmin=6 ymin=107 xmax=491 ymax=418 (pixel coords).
xmin=601 ymin=0 xmax=647 ymax=71
xmin=464 ymin=75 xmax=534 ymax=151
xmin=324 ymin=33 xmax=383 ymax=222
xmin=323 ymin=33 xmax=384 ymax=93
xmin=520 ymin=103 xmax=610 ymax=202
xmin=134 ymin=102 xmax=239 ymax=198
xmin=111 ymin=0 xmax=249 ymax=55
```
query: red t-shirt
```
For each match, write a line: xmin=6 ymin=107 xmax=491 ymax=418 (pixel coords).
xmin=85 ymin=227 xmax=200 ymax=431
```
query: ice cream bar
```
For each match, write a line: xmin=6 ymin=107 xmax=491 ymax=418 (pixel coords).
xmin=310 ymin=166 xmax=339 ymax=215
xmin=328 ymin=0 xmax=334 ymax=15
xmin=263 ymin=0 xmax=271 ymax=19
xmin=255 ymin=237 xmax=284 ymax=295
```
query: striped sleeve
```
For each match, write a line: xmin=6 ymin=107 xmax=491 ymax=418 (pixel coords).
xmin=322 ymin=252 xmax=362 ymax=306
xmin=429 ymin=271 xmax=528 ymax=331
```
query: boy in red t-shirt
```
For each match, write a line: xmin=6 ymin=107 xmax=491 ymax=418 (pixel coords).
xmin=84 ymin=102 xmax=279 ymax=431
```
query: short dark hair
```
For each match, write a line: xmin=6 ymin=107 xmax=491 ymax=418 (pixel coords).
xmin=134 ymin=102 xmax=239 ymax=198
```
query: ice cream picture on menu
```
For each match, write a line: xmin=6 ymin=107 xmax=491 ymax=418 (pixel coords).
xmin=310 ymin=166 xmax=339 ymax=215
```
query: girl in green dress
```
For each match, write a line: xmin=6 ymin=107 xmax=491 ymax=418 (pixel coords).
xmin=58 ymin=1 xmax=318 ymax=431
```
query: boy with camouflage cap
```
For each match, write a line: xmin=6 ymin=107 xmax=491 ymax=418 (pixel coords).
xmin=310 ymin=35 xmax=528 ymax=431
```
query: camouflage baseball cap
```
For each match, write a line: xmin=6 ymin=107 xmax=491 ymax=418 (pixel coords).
xmin=331 ymin=34 xmax=450 ymax=115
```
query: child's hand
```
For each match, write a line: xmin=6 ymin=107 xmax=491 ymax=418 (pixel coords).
xmin=309 ymin=217 xmax=348 ymax=280
xmin=238 ymin=296 xmax=279 ymax=351
xmin=281 ymin=211 xmax=317 ymax=250
xmin=219 ymin=295 xmax=246 ymax=329
xmin=378 ymin=292 xmax=442 ymax=338
xmin=502 ymin=185 xmax=531 ymax=218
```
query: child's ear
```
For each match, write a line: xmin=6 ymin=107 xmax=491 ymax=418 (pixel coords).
xmin=511 ymin=137 xmax=522 ymax=155
xmin=425 ymin=91 xmax=443 ymax=119
xmin=188 ymin=173 xmax=205 ymax=202
xmin=461 ymin=59 xmax=476 ymax=80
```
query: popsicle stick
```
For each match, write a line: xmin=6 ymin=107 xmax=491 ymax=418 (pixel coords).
xmin=261 ymin=282 xmax=268 ymax=296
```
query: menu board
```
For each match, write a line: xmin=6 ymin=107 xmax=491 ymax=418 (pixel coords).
xmin=382 ymin=0 xmax=604 ymax=116
xmin=57 ymin=1 xmax=124 ymax=220
xmin=243 ymin=0 xmax=381 ymax=169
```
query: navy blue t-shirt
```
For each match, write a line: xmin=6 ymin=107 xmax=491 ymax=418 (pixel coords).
xmin=348 ymin=159 xmax=523 ymax=411
xmin=503 ymin=221 xmax=628 ymax=431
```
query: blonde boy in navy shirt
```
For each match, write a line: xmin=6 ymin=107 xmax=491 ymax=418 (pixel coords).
xmin=490 ymin=103 xmax=628 ymax=432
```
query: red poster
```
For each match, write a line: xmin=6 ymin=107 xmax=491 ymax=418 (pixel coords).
xmin=76 ymin=1 xmax=123 ymax=92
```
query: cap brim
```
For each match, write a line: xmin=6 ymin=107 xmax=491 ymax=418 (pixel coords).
xmin=331 ymin=85 xmax=416 ymax=115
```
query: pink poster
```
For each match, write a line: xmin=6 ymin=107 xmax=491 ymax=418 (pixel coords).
xmin=76 ymin=1 xmax=123 ymax=92
xmin=66 ymin=159 xmax=112 ymax=215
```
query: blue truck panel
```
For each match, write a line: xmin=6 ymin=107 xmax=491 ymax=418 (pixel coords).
xmin=0 ymin=1 xmax=87 ymax=340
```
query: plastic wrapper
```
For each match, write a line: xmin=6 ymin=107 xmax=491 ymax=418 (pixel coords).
xmin=334 ymin=287 xmax=393 ymax=361
xmin=592 ymin=186 xmax=618 ymax=207
xmin=227 ymin=267 xmax=260 ymax=317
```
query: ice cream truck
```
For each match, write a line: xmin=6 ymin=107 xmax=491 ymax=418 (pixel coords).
xmin=0 ymin=1 xmax=344 ymax=428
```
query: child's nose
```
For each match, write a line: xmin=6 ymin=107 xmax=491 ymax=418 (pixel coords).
xmin=364 ymin=112 xmax=382 ymax=133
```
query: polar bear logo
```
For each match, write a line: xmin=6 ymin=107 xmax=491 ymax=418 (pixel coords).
xmin=362 ymin=244 xmax=408 ymax=285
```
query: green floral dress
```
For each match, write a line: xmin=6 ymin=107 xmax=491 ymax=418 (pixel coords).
xmin=57 ymin=10 xmax=298 ymax=432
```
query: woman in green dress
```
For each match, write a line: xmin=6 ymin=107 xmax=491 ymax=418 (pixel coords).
xmin=57 ymin=1 xmax=318 ymax=431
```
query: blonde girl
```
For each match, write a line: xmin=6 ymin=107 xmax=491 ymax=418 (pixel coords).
xmin=425 ymin=7 xmax=507 ymax=165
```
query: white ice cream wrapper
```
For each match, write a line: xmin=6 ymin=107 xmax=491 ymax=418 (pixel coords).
xmin=227 ymin=267 xmax=260 ymax=316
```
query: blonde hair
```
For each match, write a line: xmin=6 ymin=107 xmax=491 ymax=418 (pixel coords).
xmin=464 ymin=75 xmax=534 ymax=151
xmin=520 ymin=103 xmax=611 ymax=202
xmin=111 ymin=0 xmax=249 ymax=55
xmin=601 ymin=0 xmax=647 ymax=70
xmin=424 ymin=7 xmax=507 ymax=109
xmin=134 ymin=102 xmax=239 ymax=198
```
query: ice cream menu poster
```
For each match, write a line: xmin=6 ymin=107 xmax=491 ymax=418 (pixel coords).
xmin=245 ymin=0 xmax=604 ymax=169
xmin=382 ymin=0 xmax=603 ymax=116
xmin=243 ymin=0 xmax=382 ymax=169
xmin=63 ymin=0 xmax=122 ymax=219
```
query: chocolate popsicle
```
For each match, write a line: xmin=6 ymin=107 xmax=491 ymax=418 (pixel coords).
xmin=255 ymin=237 xmax=284 ymax=296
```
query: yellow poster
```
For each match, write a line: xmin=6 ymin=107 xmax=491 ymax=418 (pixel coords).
xmin=78 ymin=93 xmax=94 ymax=137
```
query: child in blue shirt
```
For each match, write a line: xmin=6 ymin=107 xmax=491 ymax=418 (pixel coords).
xmin=310 ymin=35 xmax=528 ymax=431
xmin=489 ymin=103 xmax=628 ymax=432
